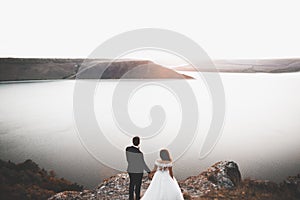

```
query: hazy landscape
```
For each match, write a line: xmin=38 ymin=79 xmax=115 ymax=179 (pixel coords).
xmin=2 ymin=0 xmax=300 ymax=199
xmin=0 ymin=58 xmax=300 ymax=199
xmin=1 ymin=58 xmax=300 ymax=82
xmin=175 ymin=58 xmax=300 ymax=73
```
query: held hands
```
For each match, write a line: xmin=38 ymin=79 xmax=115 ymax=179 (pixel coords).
xmin=147 ymin=166 xmax=157 ymax=180
xmin=148 ymin=171 xmax=155 ymax=180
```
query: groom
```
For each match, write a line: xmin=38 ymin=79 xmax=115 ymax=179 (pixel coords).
xmin=126 ymin=136 xmax=151 ymax=200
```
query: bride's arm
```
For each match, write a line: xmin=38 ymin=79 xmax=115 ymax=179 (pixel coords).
xmin=148 ymin=165 xmax=157 ymax=179
xmin=152 ymin=165 xmax=157 ymax=173
xmin=168 ymin=167 xmax=173 ymax=179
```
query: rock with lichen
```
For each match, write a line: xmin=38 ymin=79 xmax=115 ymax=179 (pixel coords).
xmin=179 ymin=161 xmax=241 ymax=198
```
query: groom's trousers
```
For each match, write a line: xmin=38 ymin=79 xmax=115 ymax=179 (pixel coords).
xmin=128 ymin=173 xmax=143 ymax=200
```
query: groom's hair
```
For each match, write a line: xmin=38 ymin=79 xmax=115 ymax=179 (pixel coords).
xmin=132 ymin=136 xmax=140 ymax=146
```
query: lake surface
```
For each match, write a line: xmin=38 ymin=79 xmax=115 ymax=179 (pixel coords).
xmin=1 ymin=72 xmax=300 ymax=188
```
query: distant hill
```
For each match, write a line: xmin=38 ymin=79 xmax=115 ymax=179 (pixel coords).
xmin=0 ymin=58 xmax=192 ymax=81
xmin=174 ymin=59 xmax=300 ymax=73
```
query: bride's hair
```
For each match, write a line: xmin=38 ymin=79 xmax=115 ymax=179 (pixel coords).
xmin=160 ymin=149 xmax=172 ymax=161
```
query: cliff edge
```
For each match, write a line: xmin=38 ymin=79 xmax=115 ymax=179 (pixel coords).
xmin=48 ymin=161 xmax=300 ymax=200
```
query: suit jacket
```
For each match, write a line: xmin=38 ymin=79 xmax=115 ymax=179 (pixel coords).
xmin=126 ymin=146 xmax=151 ymax=174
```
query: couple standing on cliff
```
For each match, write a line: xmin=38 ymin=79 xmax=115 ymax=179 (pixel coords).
xmin=125 ymin=136 xmax=184 ymax=200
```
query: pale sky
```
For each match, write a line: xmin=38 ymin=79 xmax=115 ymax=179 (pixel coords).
xmin=1 ymin=0 xmax=300 ymax=63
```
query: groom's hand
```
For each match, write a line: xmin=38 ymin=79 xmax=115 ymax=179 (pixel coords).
xmin=147 ymin=172 xmax=153 ymax=180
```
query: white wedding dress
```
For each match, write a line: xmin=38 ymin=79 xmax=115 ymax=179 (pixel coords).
xmin=142 ymin=160 xmax=184 ymax=200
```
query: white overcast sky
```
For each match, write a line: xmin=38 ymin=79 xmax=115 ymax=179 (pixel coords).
xmin=0 ymin=0 xmax=300 ymax=62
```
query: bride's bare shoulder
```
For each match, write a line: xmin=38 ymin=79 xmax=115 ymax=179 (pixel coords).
xmin=155 ymin=159 xmax=173 ymax=167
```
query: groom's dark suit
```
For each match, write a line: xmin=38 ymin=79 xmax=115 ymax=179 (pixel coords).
xmin=126 ymin=146 xmax=150 ymax=200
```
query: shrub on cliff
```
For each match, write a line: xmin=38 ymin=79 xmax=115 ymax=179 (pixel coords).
xmin=0 ymin=159 xmax=83 ymax=200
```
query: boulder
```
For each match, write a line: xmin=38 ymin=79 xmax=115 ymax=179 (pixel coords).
xmin=179 ymin=161 xmax=241 ymax=198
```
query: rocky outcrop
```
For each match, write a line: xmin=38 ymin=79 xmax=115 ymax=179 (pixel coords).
xmin=49 ymin=173 xmax=151 ymax=200
xmin=179 ymin=161 xmax=241 ymax=198
xmin=49 ymin=160 xmax=300 ymax=200
xmin=0 ymin=159 xmax=83 ymax=200
xmin=0 ymin=58 xmax=192 ymax=81
xmin=194 ymin=176 xmax=300 ymax=200
xmin=2 ymin=159 xmax=298 ymax=200
xmin=49 ymin=161 xmax=242 ymax=200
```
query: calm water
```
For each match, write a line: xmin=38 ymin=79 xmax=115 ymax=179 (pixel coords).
xmin=0 ymin=72 xmax=300 ymax=188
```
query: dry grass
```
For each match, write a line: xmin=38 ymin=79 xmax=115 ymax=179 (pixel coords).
xmin=190 ymin=178 xmax=299 ymax=200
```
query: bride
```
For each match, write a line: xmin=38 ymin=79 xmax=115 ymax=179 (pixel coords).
xmin=142 ymin=149 xmax=184 ymax=200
